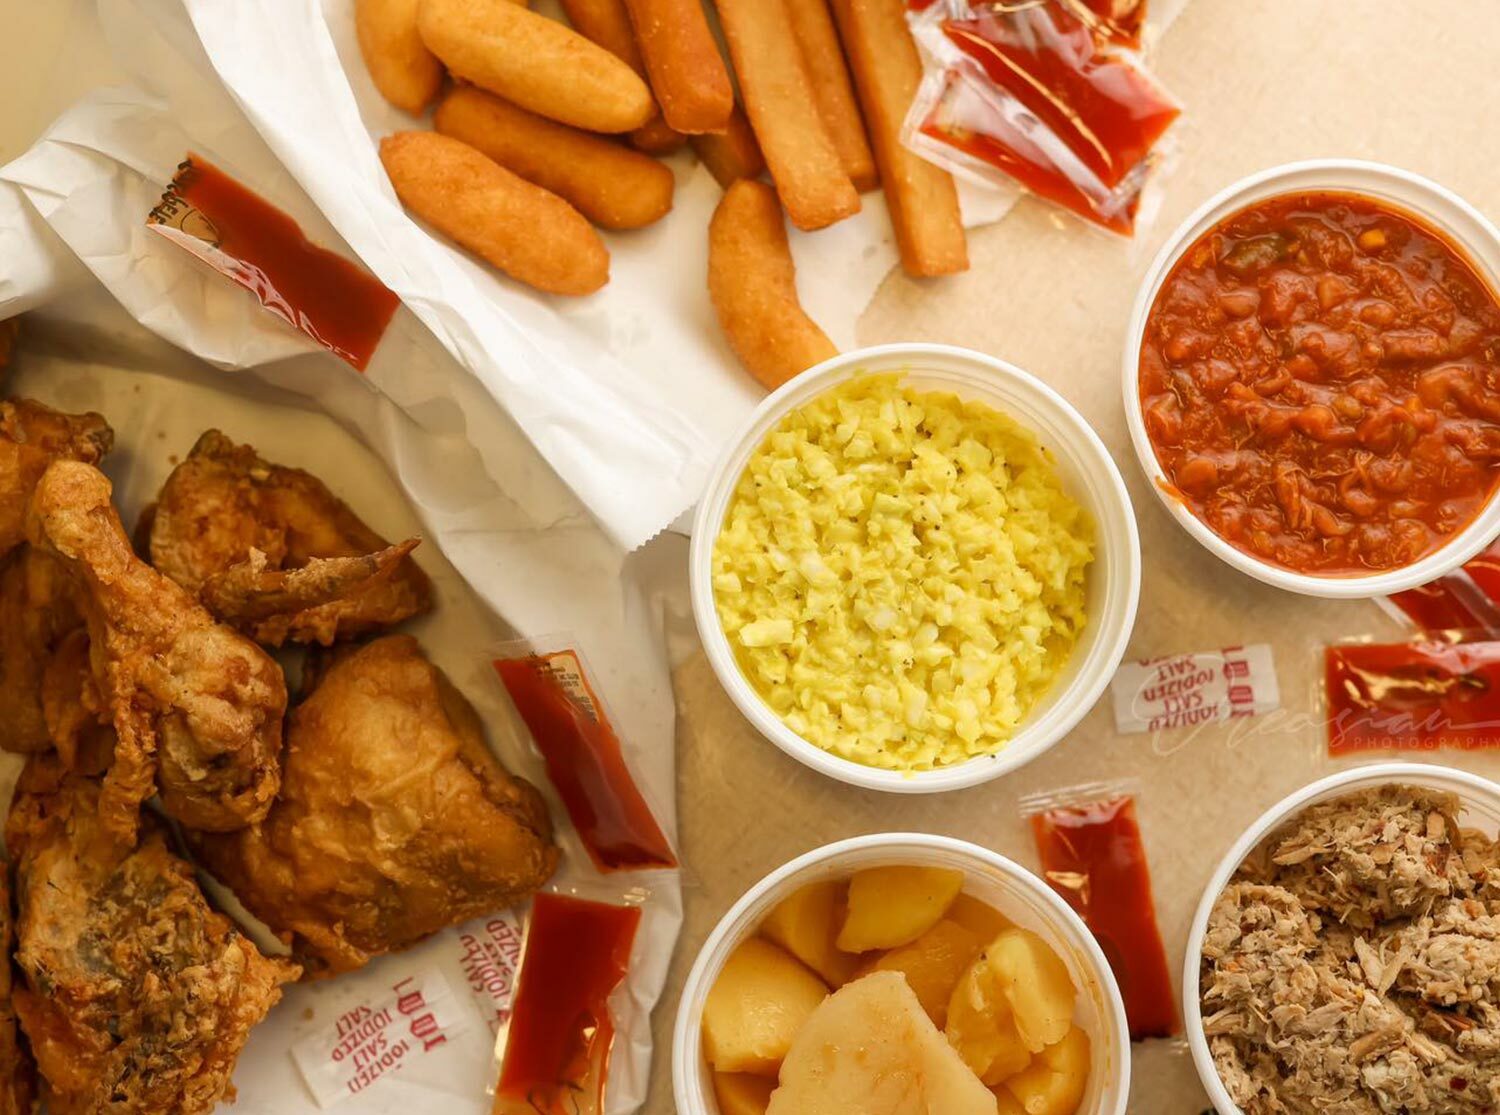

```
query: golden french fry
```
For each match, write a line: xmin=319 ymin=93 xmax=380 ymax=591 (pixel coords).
xmin=691 ymin=106 xmax=766 ymax=188
xmin=380 ymin=132 xmax=609 ymax=296
xmin=786 ymin=0 xmax=877 ymax=191
xmin=356 ymin=0 xmax=445 ymax=115
xmin=709 ymin=179 xmax=837 ymax=390
xmin=829 ymin=0 xmax=967 ymax=276
xmin=434 ymin=86 xmax=674 ymax=230
xmin=558 ymin=0 xmax=687 ymax=153
xmin=717 ymin=0 xmax=859 ymax=231
xmin=621 ymin=0 xmax=734 ymax=134
xmin=417 ymin=0 xmax=652 ymax=133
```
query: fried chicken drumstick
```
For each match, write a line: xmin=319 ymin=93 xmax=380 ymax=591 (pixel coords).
xmin=192 ymin=635 xmax=558 ymax=977
xmin=0 ymin=859 xmax=35 ymax=1115
xmin=26 ymin=460 xmax=285 ymax=841
xmin=6 ymin=757 xmax=299 ymax=1115
xmin=142 ymin=430 xmax=433 ymax=646
xmin=0 ymin=398 xmax=112 ymax=557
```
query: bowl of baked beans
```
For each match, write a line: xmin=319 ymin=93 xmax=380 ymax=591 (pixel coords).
xmin=1124 ymin=159 xmax=1500 ymax=597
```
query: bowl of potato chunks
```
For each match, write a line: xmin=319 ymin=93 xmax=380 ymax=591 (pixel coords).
xmin=673 ymin=834 xmax=1130 ymax=1115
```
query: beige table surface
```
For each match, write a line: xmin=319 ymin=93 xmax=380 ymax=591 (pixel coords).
xmin=6 ymin=2 xmax=1500 ymax=1112
xmin=647 ymin=2 xmax=1500 ymax=1111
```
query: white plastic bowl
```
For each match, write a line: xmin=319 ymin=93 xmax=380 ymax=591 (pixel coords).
xmin=673 ymin=833 xmax=1132 ymax=1115
xmin=1183 ymin=762 xmax=1500 ymax=1114
xmin=690 ymin=343 xmax=1141 ymax=793
xmin=1123 ymin=159 xmax=1500 ymax=598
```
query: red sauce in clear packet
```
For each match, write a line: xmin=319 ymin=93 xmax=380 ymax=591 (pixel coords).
xmin=1387 ymin=578 xmax=1487 ymax=632
xmin=147 ymin=154 xmax=398 ymax=371
xmin=1029 ymin=796 xmax=1178 ymax=1040
xmin=1463 ymin=539 xmax=1500 ymax=609
xmin=1074 ymin=0 xmax=1147 ymax=47
xmin=920 ymin=3 xmax=1177 ymax=234
xmin=493 ymin=894 xmax=641 ymax=1115
xmin=908 ymin=0 xmax=1148 ymax=47
xmin=494 ymin=649 xmax=677 ymax=873
xmin=1326 ymin=638 xmax=1500 ymax=753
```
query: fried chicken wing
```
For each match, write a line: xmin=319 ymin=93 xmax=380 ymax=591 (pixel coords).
xmin=26 ymin=461 xmax=285 ymax=841
xmin=0 ymin=860 xmax=36 ymax=1115
xmin=143 ymin=430 xmax=433 ymax=646
xmin=5 ymin=757 xmax=299 ymax=1115
xmin=0 ymin=399 xmax=112 ymax=558
xmin=192 ymin=635 xmax=558 ymax=977
xmin=0 ymin=546 xmax=83 ymax=755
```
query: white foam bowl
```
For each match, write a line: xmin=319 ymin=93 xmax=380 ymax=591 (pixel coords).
xmin=690 ymin=343 xmax=1141 ymax=793
xmin=1123 ymin=159 xmax=1500 ymax=598
xmin=1183 ymin=762 xmax=1500 ymax=1113
xmin=672 ymin=833 xmax=1132 ymax=1115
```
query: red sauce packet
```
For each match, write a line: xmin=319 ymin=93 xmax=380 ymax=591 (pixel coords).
xmin=1025 ymin=791 xmax=1179 ymax=1041
xmin=1325 ymin=636 xmax=1500 ymax=754
xmin=910 ymin=0 xmax=1149 ymax=46
xmin=1462 ymin=540 xmax=1500 ymax=609
xmin=1387 ymin=578 xmax=1489 ymax=633
xmin=911 ymin=1 xmax=1178 ymax=235
xmin=147 ymin=154 xmax=398 ymax=371
xmin=493 ymin=893 xmax=641 ymax=1115
xmin=493 ymin=643 xmax=677 ymax=874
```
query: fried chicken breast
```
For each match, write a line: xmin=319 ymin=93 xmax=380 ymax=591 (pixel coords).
xmin=6 ymin=757 xmax=299 ymax=1115
xmin=192 ymin=635 xmax=558 ymax=977
xmin=142 ymin=430 xmax=433 ymax=646
xmin=0 ymin=398 xmax=112 ymax=558
xmin=0 ymin=860 xmax=35 ymax=1115
xmin=26 ymin=461 xmax=285 ymax=841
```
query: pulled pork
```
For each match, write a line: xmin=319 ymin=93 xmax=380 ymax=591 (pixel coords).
xmin=1202 ymin=786 xmax=1500 ymax=1114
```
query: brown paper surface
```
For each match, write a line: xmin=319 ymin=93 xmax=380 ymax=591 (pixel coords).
xmin=650 ymin=2 xmax=1500 ymax=1110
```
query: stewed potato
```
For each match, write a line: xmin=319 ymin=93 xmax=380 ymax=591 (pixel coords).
xmin=767 ymin=972 xmax=995 ymax=1115
xmin=760 ymin=878 xmax=859 ymax=987
xmin=1003 ymin=1026 xmax=1091 ymax=1115
xmin=985 ymin=929 xmax=1076 ymax=1053
xmin=859 ymin=919 xmax=984 ymax=1027
xmin=836 ymin=865 xmax=964 ymax=952
xmin=702 ymin=938 xmax=827 ymax=1075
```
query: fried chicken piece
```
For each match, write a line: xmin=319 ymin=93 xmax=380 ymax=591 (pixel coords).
xmin=0 ymin=319 xmax=18 ymax=391
xmin=143 ymin=430 xmax=433 ymax=646
xmin=41 ymin=629 xmax=116 ymax=774
xmin=0 ymin=398 xmax=112 ymax=558
xmin=6 ymin=757 xmax=299 ymax=1115
xmin=192 ymin=635 xmax=558 ymax=977
xmin=26 ymin=460 xmax=285 ymax=841
xmin=0 ymin=860 xmax=36 ymax=1115
xmin=0 ymin=546 xmax=83 ymax=754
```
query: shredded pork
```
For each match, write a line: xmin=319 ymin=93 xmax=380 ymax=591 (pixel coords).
xmin=1202 ymin=786 xmax=1500 ymax=1113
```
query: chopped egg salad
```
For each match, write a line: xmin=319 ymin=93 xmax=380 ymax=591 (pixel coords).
xmin=711 ymin=374 xmax=1094 ymax=771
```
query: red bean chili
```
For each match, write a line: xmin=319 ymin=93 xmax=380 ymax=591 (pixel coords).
xmin=1140 ymin=192 xmax=1500 ymax=575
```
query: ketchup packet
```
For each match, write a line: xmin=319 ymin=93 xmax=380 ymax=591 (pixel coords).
xmin=148 ymin=154 xmax=398 ymax=370
xmin=1325 ymin=635 xmax=1500 ymax=754
xmin=905 ymin=0 xmax=1179 ymax=235
xmin=1386 ymin=539 xmax=1500 ymax=633
xmin=492 ymin=638 xmax=677 ymax=873
xmin=1022 ymin=786 xmax=1178 ymax=1041
xmin=492 ymin=893 xmax=641 ymax=1115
